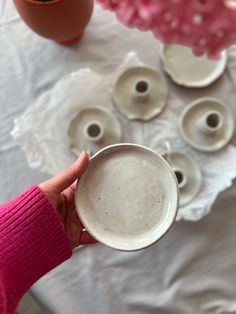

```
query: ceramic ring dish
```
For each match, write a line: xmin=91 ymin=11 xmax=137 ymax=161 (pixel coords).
xmin=162 ymin=143 xmax=202 ymax=206
xmin=68 ymin=106 xmax=122 ymax=156
xmin=113 ymin=66 xmax=168 ymax=121
xmin=180 ymin=97 xmax=235 ymax=152
xmin=161 ymin=45 xmax=227 ymax=88
xmin=75 ymin=144 xmax=179 ymax=251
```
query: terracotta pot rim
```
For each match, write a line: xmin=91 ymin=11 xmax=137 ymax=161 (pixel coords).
xmin=25 ymin=0 xmax=65 ymax=5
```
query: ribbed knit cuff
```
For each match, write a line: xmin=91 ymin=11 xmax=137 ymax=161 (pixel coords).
xmin=0 ymin=186 xmax=72 ymax=314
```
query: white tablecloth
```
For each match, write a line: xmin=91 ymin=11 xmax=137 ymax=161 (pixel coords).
xmin=1 ymin=1 xmax=236 ymax=313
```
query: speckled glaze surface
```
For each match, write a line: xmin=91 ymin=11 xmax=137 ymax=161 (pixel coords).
xmin=113 ymin=66 xmax=168 ymax=121
xmin=75 ymin=144 xmax=179 ymax=251
xmin=163 ymin=150 xmax=202 ymax=206
xmin=161 ymin=45 xmax=227 ymax=88
xmin=180 ymin=98 xmax=235 ymax=152
xmin=68 ymin=106 xmax=122 ymax=156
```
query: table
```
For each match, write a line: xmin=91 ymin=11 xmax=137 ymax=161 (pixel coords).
xmin=1 ymin=2 xmax=236 ymax=313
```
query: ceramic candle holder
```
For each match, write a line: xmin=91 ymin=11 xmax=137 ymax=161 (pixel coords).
xmin=162 ymin=142 xmax=202 ymax=206
xmin=133 ymin=79 xmax=150 ymax=102
xmin=84 ymin=121 xmax=104 ymax=143
xmin=180 ymin=97 xmax=235 ymax=152
xmin=113 ymin=66 xmax=168 ymax=121
xmin=69 ymin=106 xmax=122 ymax=157
xmin=173 ymin=168 xmax=188 ymax=189
xmin=197 ymin=111 xmax=223 ymax=136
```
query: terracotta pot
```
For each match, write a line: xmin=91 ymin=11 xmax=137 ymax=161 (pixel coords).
xmin=13 ymin=0 xmax=94 ymax=44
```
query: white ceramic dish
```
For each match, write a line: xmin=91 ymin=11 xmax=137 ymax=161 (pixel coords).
xmin=68 ymin=106 xmax=122 ymax=156
xmin=113 ymin=66 xmax=168 ymax=121
xmin=180 ymin=97 xmax=235 ymax=152
xmin=75 ymin=144 xmax=179 ymax=251
xmin=161 ymin=45 xmax=227 ymax=88
xmin=163 ymin=150 xmax=202 ymax=206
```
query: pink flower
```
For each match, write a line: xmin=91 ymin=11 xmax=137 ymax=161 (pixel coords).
xmin=97 ymin=0 xmax=236 ymax=58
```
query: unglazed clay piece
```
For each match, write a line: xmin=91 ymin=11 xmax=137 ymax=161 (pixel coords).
xmin=161 ymin=45 xmax=227 ymax=88
xmin=75 ymin=144 xmax=179 ymax=251
xmin=13 ymin=0 xmax=94 ymax=44
xmin=163 ymin=150 xmax=202 ymax=206
xmin=113 ymin=66 xmax=168 ymax=121
xmin=180 ymin=98 xmax=235 ymax=152
xmin=68 ymin=106 xmax=122 ymax=156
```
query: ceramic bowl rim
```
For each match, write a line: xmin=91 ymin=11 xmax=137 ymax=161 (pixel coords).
xmin=25 ymin=0 xmax=65 ymax=5
xmin=75 ymin=143 xmax=179 ymax=251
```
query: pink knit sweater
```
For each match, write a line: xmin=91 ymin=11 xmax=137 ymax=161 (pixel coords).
xmin=0 ymin=186 xmax=72 ymax=314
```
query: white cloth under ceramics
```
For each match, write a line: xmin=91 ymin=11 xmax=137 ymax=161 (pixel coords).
xmin=12 ymin=52 xmax=236 ymax=221
xmin=1 ymin=1 xmax=236 ymax=313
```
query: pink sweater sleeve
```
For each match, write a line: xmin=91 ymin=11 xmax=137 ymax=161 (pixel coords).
xmin=0 ymin=186 xmax=72 ymax=314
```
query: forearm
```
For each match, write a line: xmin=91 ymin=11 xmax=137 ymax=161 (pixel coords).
xmin=0 ymin=186 xmax=72 ymax=314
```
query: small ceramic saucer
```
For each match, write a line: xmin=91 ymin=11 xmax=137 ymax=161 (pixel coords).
xmin=68 ymin=106 xmax=122 ymax=156
xmin=113 ymin=66 xmax=168 ymax=121
xmin=163 ymin=148 xmax=202 ymax=206
xmin=75 ymin=144 xmax=179 ymax=251
xmin=161 ymin=45 xmax=227 ymax=88
xmin=180 ymin=97 xmax=235 ymax=152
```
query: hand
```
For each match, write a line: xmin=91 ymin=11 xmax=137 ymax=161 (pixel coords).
xmin=39 ymin=151 xmax=96 ymax=249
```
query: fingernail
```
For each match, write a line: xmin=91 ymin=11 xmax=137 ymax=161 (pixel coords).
xmin=77 ymin=150 xmax=87 ymax=160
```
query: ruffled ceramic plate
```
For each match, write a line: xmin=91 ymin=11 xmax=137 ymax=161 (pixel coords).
xmin=161 ymin=45 xmax=227 ymax=88
xmin=75 ymin=144 xmax=179 ymax=251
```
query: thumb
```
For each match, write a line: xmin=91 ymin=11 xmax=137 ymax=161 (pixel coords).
xmin=40 ymin=151 xmax=89 ymax=194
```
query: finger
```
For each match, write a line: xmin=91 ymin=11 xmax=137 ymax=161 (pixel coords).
xmin=69 ymin=181 xmax=77 ymax=192
xmin=40 ymin=151 xmax=89 ymax=194
xmin=80 ymin=231 xmax=97 ymax=245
